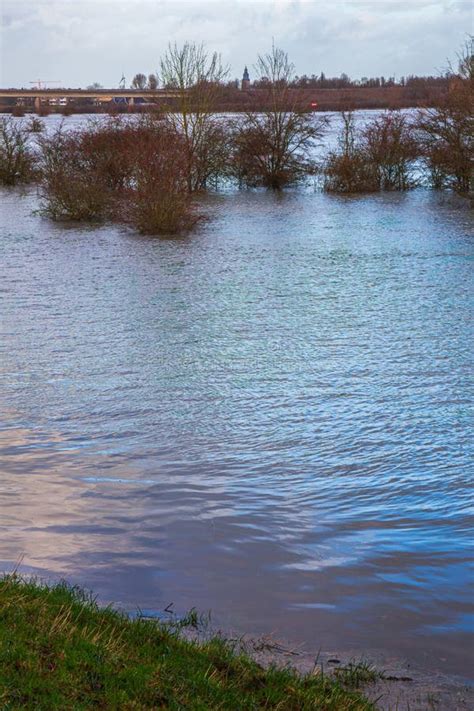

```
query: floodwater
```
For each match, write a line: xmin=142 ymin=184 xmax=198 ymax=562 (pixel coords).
xmin=1 ymin=124 xmax=473 ymax=679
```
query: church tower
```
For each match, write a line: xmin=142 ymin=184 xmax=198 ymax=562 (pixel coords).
xmin=241 ymin=66 xmax=250 ymax=90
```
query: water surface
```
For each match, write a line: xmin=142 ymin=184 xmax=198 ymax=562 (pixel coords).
xmin=1 ymin=179 xmax=473 ymax=678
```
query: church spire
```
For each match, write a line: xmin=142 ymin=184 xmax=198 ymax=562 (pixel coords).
xmin=241 ymin=66 xmax=250 ymax=90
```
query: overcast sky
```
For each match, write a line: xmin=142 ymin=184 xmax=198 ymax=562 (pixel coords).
xmin=1 ymin=0 xmax=472 ymax=88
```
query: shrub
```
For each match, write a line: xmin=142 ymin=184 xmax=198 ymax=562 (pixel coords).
xmin=26 ymin=116 xmax=44 ymax=133
xmin=128 ymin=176 xmax=197 ymax=235
xmin=324 ymin=151 xmax=380 ymax=193
xmin=362 ymin=111 xmax=419 ymax=190
xmin=11 ymin=105 xmax=25 ymax=117
xmin=38 ymin=127 xmax=110 ymax=221
xmin=119 ymin=122 xmax=198 ymax=234
xmin=38 ymin=118 xmax=199 ymax=234
xmin=324 ymin=112 xmax=379 ymax=193
xmin=0 ymin=117 xmax=36 ymax=185
xmin=60 ymin=105 xmax=73 ymax=117
xmin=324 ymin=110 xmax=419 ymax=193
xmin=78 ymin=118 xmax=136 ymax=190
xmin=417 ymin=80 xmax=473 ymax=193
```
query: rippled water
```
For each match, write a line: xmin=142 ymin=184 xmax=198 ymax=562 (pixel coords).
xmin=1 ymin=174 xmax=473 ymax=677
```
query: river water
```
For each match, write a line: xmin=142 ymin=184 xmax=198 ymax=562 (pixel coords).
xmin=1 ymin=118 xmax=473 ymax=679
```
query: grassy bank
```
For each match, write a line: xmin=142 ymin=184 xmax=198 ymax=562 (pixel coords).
xmin=0 ymin=575 xmax=374 ymax=710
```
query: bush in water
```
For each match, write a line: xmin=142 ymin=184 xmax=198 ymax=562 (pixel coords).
xmin=38 ymin=118 xmax=198 ymax=234
xmin=38 ymin=126 xmax=111 ymax=221
xmin=417 ymin=79 xmax=473 ymax=194
xmin=324 ymin=110 xmax=419 ymax=193
xmin=324 ymin=111 xmax=379 ymax=193
xmin=0 ymin=117 xmax=36 ymax=186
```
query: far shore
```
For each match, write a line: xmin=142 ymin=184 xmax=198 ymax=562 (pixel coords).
xmin=0 ymin=83 xmax=449 ymax=115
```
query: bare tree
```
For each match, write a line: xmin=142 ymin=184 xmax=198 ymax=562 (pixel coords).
xmin=131 ymin=73 xmax=148 ymax=90
xmin=450 ymin=36 xmax=473 ymax=81
xmin=232 ymin=44 xmax=328 ymax=188
xmin=159 ymin=42 xmax=229 ymax=191
xmin=147 ymin=73 xmax=158 ymax=90
xmin=417 ymin=38 xmax=473 ymax=193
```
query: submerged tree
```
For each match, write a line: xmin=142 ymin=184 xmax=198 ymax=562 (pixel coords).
xmin=324 ymin=111 xmax=379 ymax=193
xmin=0 ymin=117 xmax=36 ymax=186
xmin=232 ymin=44 xmax=328 ymax=189
xmin=38 ymin=126 xmax=110 ymax=221
xmin=37 ymin=118 xmax=199 ymax=234
xmin=417 ymin=38 xmax=473 ymax=193
xmin=324 ymin=110 xmax=419 ymax=193
xmin=159 ymin=42 xmax=229 ymax=192
xmin=131 ymin=73 xmax=148 ymax=90
xmin=147 ymin=73 xmax=158 ymax=90
xmin=362 ymin=111 xmax=419 ymax=190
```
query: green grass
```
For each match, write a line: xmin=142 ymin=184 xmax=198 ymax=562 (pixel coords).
xmin=333 ymin=662 xmax=382 ymax=689
xmin=0 ymin=574 xmax=375 ymax=710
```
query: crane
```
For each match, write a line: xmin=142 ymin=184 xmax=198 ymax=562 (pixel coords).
xmin=29 ymin=80 xmax=62 ymax=90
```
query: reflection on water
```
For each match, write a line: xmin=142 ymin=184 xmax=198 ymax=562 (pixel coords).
xmin=0 ymin=183 xmax=473 ymax=678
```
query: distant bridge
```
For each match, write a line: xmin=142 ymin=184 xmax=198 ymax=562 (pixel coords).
xmin=0 ymin=89 xmax=181 ymax=109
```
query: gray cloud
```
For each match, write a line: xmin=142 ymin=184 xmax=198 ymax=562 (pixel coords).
xmin=1 ymin=0 xmax=471 ymax=87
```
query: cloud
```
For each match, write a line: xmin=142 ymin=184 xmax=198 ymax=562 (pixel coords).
xmin=0 ymin=0 xmax=471 ymax=87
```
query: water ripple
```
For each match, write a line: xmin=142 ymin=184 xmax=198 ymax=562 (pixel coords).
xmin=0 ymin=176 xmax=473 ymax=677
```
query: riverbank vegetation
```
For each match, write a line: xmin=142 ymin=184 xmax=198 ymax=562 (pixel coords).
xmin=0 ymin=41 xmax=471 ymax=233
xmin=0 ymin=574 xmax=374 ymax=710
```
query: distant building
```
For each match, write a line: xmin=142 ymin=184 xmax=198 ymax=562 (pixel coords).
xmin=241 ymin=66 xmax=250 ymax=91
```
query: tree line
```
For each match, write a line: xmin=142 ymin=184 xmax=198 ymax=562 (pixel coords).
xmin=1 ymin=41 xmax=472 ymax=235
xmin=128 ymin=67 xmax=452 ymax=93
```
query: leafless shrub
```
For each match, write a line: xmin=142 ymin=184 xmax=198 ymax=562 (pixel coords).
xmin=0 ymin=117 xmax=36 ymax=185
xmin=148 ymin=74 xmax=158 ymax=90
xmin=38 ymin=126 xmax=110 ymax=221
xmin=38 ymin=118 xmax=199 ymax=233
xmin=417 ymin=83 xmax=473 ymax=193
xmin=324 ymin=111 xmax=379 ymax=193
xmin=127 ymin=161 xmax=198 ymax=235
xmin=324 ymin=110 xmax=418 ymax=193
xmin=362 ymin=111 xmax=419 ymax=190
xmin=26 ymin=116 xmax=45 ymax=133
xmin=60 ymin=105 xmax=73 ymax=117
xmin=79 ymin=117 xmax=135 ymax=190
xmin=117 ymin=120 xmax=199 ymax=234
xmin=131 ymin=73 xmax=147 ymax=90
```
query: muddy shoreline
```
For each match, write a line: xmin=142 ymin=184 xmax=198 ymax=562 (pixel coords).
xmin=180 ymin=624 xmax=473 ymax=710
